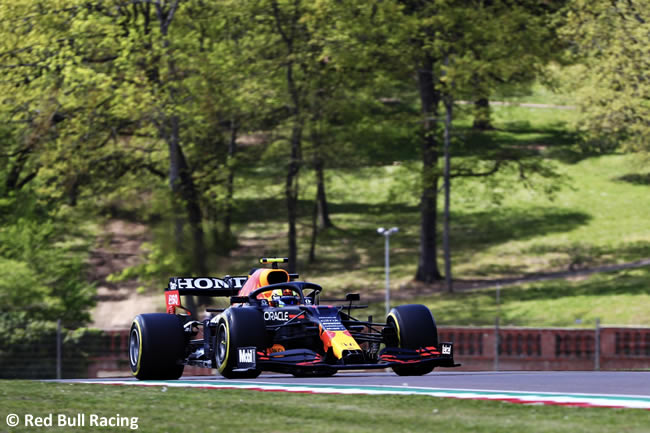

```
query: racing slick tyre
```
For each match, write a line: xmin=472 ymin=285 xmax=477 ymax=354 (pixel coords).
xmin=386 ymin=304 xmax=439 ymax=376
xmin=215 ymin=308 xmax=267 ymax=379
xmin=129 ymin=313 xmax=186 ymax=380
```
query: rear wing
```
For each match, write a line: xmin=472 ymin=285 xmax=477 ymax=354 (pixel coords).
xmin=165 ymin=276 xmax=248 ymax=315
xmin=167 ymin=276 xmax=248 ymax=296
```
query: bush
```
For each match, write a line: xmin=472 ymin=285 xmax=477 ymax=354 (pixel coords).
xmin=0 ymin=193 xmax=95 ymax=327
xmin=0 ymin=314 xmax=110 ymax=379
xmin=0 ymin=190 xmax=98 ymax=378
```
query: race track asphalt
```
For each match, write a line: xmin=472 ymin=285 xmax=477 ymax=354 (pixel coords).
xmin=70 ymin=371 xmax=650 ymax=398
xmin=240 ymin=371 xmax=650 ymax=397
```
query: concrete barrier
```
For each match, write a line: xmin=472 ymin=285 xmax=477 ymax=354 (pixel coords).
xmin=88 ymin=326 xmax=650 ymax=377
xmin=440 ymin=326 xmax=650 ymax=371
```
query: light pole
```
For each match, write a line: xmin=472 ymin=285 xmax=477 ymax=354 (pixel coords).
xmin=377 ymin=227 xmax=398 ymax=316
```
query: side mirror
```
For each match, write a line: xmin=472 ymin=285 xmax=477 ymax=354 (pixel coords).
xmin=345 ymin=293 xmax=360 ymax=302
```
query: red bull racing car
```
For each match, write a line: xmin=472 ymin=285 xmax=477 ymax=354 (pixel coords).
xmin=129 ymin=258 xmax=459 ymax=379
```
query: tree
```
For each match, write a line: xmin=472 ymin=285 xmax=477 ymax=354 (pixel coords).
xmin=0 ymin=123 xmax=95 ymax=327
xmin=562 ymin=0 xmax=649 ymax=151
xmin=244 ymin=0 xmax=374 ymax=270
xmin=465 ymin=1 xmax=563 ymax=130
xmin=382 ymin=0 xmax=565 ymax=284
xmin=0 ymin=1 xmax=255 ymax=310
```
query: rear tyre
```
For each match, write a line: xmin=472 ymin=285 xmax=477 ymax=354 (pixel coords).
xmin=215 ymin=309 xmax=266 ymax=379
xmin=129 ymin=313 xmax=186 ymax=380
xmin=386 ymin=304 xmax=438 ymax=376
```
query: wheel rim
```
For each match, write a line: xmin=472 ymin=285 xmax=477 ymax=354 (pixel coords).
xmin=216 ymin=322 xmax=228 ymax=365
xmin=386 ymin=316 xmax=400 ymax=347
xmin=129 ymin=328 xmax=140 ymax=367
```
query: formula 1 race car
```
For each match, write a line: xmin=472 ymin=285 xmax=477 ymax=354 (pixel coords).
xmin=129 ymin=258 xmax=459 ymax=379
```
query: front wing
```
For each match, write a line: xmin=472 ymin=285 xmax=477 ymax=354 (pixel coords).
xmin=231 ymin=342 xmax=459 ymax=374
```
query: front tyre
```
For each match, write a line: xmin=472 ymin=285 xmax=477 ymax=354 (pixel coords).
xmin=129 ymin=313 xmax=186 ymax=380
xmin=387 ymin=304 xmax=438 ymax=376
xmin=215 ymin=309 xmax=266 ymax=379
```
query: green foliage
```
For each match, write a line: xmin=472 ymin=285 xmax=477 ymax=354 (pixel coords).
xmin=433 ymin=1 xmax=561 ymax=94
xmin=561 ymin=0 xmax=649 ymax=152
xmin=0 ymin=192 xmax=95 ymax=326
xmin=107 ymin=239 xmax=187 ymax=290
xmin=0 ymin=313 xmax=108 ymax=378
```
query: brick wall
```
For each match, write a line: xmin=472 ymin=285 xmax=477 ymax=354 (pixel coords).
xmin=439 ymin=326 xmax=650 ymax=371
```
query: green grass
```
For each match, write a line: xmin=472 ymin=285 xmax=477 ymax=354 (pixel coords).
xmin=450 ymin=153 xmax=650 ymax=278
xmin=2 ymin=381 xmax=648 ymax=433
xmin=361 ymin=268 xmax=650 ymax=328
xmin=492 ymin=74 xmax=577 ymax=106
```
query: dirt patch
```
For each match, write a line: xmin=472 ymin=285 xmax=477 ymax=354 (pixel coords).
xmin=88 ymin=220 xmax=161 ymax=329
xmin=91 ymin=291 xmax=162 ymax=329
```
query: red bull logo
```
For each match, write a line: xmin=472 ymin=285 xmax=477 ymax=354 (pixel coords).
xmin=319 ymin=327 xmax=362 ymax=359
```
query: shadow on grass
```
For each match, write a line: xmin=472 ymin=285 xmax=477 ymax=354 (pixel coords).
xmin=469 ymin=263 xmax=531 ymax=277
xmin=329 ymin=201 xmax=419 ymax=217
xmin=235 ymin=199 xmax=589 ymax=249
xmin=231 ymin=181 xmax=592 ymax=280
xmin=615 ymin=173 xmax=650 ymax=186
xmin=401 ymin=266 xmax=650 ymax=326
xmin=233 ymin=199 xmax=421 ymax=226
xmin=301 ymin=205 xmax=591 ymax=278
xmin=450 ymin=207 xmax=591 ymax=251
xmin=493 ymin=267 xmax=650 ymax=304
xmin=446 ymin=126 xmax=595 ymax=167
xmin=521 ymin=241 xmax=650 ymax=271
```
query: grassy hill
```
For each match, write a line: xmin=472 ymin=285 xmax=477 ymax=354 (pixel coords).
xmin=364 ymin=268 xmax=650 ymax=328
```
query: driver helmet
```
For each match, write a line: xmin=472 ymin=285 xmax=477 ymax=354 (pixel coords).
xmin=272 ymin=288 xmax=298 ymax=307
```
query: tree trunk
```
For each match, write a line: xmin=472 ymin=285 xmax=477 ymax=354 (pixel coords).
xmin=167 ymin=117 xmax=194 ymax=314
xmin=223 ymin=118 xmax=238 ymax=253
xmin=168 ymin=115 xmax=185 ymax=248
xmin=167 ymin=115 xmax=207 ymax=276
xmin=283 ymin=26 xmax=302 ymax=274
xmin=68 ymin=177 xmax=80 ymax=207
xmin=308 ymin=196 xmax=318 ymax=263
xmin=311 ymin=117 xmax=333 ymax=230
xmin=443 ymin=96 xmax=453 ymax=292
xmin=157 ymin=1 xmax=204 ymax=311
xmin=415 ymin=55 xmax=443 ymax=283
xmin=271 ymin=1 xmax=303 ymax=274
xmin=286 ymin=121 xmax=302 ymax=274
xmin=177 ymin=142 xmax=207 ymax=277
xmin=472 ymin=97 xmax=493 ymax=130
xmin=205 ymin=200 xmax=220 ymax=255
xmin=167 ymin=116 xmax=206 ymax=311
